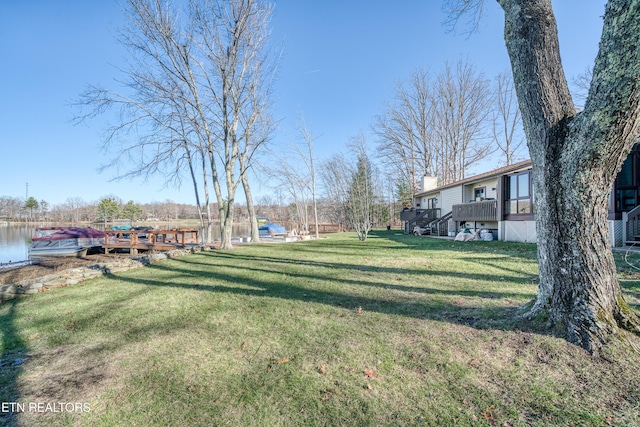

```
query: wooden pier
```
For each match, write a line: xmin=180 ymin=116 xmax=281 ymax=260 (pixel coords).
xmin=102 ymin=228 xmax=200 ymax=255
xmin=307 ymin=223 xmax=344 ymax=234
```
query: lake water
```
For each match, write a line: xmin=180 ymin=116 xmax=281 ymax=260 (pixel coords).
xmin=0 ymin=223 xmax=252 ymax=266
xmin=0 ymin=224 xmax=34 ymax=265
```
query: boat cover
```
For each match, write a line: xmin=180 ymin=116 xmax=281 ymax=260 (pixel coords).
xmin=32 ymin=227 xmax=106 ymax=248
xmin=258 ymin=222 xmax=287 ymax=236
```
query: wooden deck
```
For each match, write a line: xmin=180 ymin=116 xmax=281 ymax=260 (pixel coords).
xmin=102 ymin=228 xmax=200 ymax=255
xmin=452 ymin=199 xmax=498 ymax=222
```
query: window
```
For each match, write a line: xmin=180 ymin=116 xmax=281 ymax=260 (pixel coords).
xmin=474 ymin=187 xmax=485 ymax=200
xmin=614 ymin=154 xmax=638 ymax=212
xmin=504 ymin=171 xmax=534 ymax=219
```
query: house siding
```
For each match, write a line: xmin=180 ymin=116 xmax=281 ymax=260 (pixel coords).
xmin=609 ymin=219 xmax=623 ymax=247
xmin=406 ymin=157 xmax=633 ymax=248
xmin=440 ymin=187 xmax=461 ymax=215
xmin=503 ymin=220 xmax=537 ymax=243
xmin=463 ymin=178 xmax=499 ymax=202
xmin=418 ymin=192 xmax=441 ymax=209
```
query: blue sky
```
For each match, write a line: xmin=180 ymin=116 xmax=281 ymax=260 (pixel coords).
xmin=0 ymin=1 xmax=606 ymax=206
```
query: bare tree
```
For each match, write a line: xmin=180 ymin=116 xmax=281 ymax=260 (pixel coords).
xmin=320 ymin=134 xmax=380 ymax=241
xmin=240 ymin=166 xmax=261 ymax=242
xmin=294 ymin=115 xmax=320 ymax=239
xmin=373 ymin=68 xmax=433 ymax=196
xmin=195 ymin=0 xmax=277 ymax=248
xmin=65 ymin=197 xmax=87 ymax=223
xmin=431 ymin=59 xmax=493 ymax=184
xmin=0 ymin=197 xmax=25 ymax=220
xmin=255 ymin=194 xmax=288 ymax=223
xmin=449 ymin=0 xmax=640 ymax=353
xmin=75 ymin=0 xmax=214 ymax=241
xmin=75 ymin=0 xmax=276 ymax=249
xmin=240 ymin=99 xmax=276 ymax=243
xmin=492 ymin=71 xmax=526 ymax=165
xmin=347 ymin=135 xmax=376 ymax=241
xmin=374 ymin=61 xmax=492 ymax=190
xmin=319 ymin=154 xmax=350 ymax=229
xmin=265 ymin=157 xmax=312 ymax=235
xmin=571 ymin=67 xmax=593 ymax=109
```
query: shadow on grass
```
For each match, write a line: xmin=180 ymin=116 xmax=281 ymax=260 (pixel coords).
xmin=173 ymin=252 xmax=536 ymax=298
xmin=615 ymin=251 xmax=640 ymax=311
xmin=0 ymin=298 xmax=28 ymax=427
xmin=3 ymin=229 xmax=538 ymax=356
xmin=0 ymin=230 xmax=548 ymax=397
xmin=99 ymin=264 xmax=531 ymax=334
xmin=97 ymin=244 xmax=543 ymax=335
xmin=619 ymin=280 xmax=640 ymax=311
xmin=0 ymin=246 xmax=546 ymax=369
xmin=1 ymin=232 xmax=637 ymax=427
xmin=374 ymin=229 xmax=538 ymax=257
xmin=381 ymin=229 xmax=640 ymax=314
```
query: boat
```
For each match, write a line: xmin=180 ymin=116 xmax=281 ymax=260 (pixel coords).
xmin=29 ymin=244 xmax=88 ymax=258
xmin=258 ymin=222 xmax=287 ymax=237
xmin=132 ymin=226 xmax=153 ymax=238
xmin=256 ymin=216 xmax=270 ymax=225
xmin=109 ymin=225 xmax=154 ymax=239
xmin=110 ymin=225 xmax=132 ymax=231
xmin=29 ymin=227 xmax=106 ymax=258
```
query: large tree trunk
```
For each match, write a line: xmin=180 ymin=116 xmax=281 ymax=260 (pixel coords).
xmin=529 ymin=155 xmax=635 ymax=350
xmin=219 ymin=202 xmax=235 ymax=250
xmin=499 ymin=0 xmax=640 ymax=353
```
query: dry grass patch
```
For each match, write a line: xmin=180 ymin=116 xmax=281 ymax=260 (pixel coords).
xmin=8 ymin=342 xmax=127 ymax=427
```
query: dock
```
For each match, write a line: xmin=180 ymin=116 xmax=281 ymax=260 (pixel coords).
xmin=102 ymin=228 xmax=200 ymax=255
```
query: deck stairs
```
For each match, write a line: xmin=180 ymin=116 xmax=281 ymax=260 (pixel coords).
xmin=427 ymin=211 xmax=453 ymax=236
xmin=406 ymin=209 xmax=432 ymax=233
xmin=407 ymin=210 xmax=452 ymax=237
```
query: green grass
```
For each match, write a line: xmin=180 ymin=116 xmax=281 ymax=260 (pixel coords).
xmin=1 ymin=230 xmax=640 ymax=426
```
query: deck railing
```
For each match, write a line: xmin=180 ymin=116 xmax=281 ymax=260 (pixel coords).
xmin=429 ymin=211 xmax=453 ymax=236
xmin=452 ymin=199 xmax=498 ymax=222
xmin=402 ymin=208 xmax=442 ymax=234
xmin=406 ymin=209 xmax=441 ymax=227
xmin=308 ymin=223 xmax=344 ymax=233
xmin=625 ymin=204 xmax=640 ymax=243
xmin=103 ymin=228 xmax=200 ymax=255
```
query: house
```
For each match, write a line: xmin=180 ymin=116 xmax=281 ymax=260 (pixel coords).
xmin=402 ymin=147 xmax=640 ymax=247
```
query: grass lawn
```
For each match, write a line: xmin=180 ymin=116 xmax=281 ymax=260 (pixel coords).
xmin=1 ymin=230 xmax=640 ymax=426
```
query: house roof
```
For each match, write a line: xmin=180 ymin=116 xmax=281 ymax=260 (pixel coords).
xmin=415 ymin=159 xmax=532 ymax=197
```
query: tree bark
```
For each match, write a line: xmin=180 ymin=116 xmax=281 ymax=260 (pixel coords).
xmin=498 ymin=0 xmax=640 ymax=353
xmin=242 ymin=171 xmax=261 ymax=243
